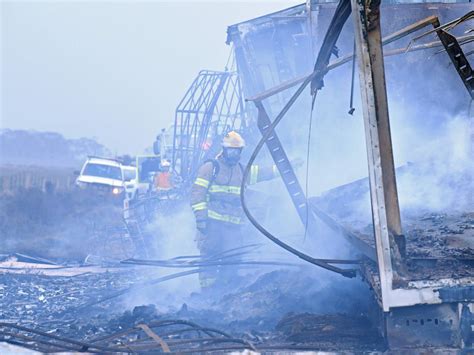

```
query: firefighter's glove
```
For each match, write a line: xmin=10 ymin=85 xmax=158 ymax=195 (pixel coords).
xmin=196 ymin=220 xmax=207 ymax=235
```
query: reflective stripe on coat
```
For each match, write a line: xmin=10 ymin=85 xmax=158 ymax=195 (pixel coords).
xmin=190 ymin=155 xmax=277 ymax=225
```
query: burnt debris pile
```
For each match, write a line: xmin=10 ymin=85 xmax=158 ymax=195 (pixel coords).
xmin=275 ymin=313 xmax=385 ymax=351
xmin=0 ymin=259 xmax=386 ymax=352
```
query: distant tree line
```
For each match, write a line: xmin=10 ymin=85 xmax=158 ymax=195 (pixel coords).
xmin=0 ymin=129 xmax=110 ymax=168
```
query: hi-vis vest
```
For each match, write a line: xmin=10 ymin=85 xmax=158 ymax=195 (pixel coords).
xmin=190 ymin=156 xmax=278 ymax=225
xmin=154 ymin=171 xmax=173 ymax=190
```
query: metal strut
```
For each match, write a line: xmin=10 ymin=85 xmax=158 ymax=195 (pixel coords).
xmin=351 ymin=0 xmax=406 ymax=310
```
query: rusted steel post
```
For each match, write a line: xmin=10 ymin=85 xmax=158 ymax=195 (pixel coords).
xmin=351 ymin=0 xmax=405 ymax=310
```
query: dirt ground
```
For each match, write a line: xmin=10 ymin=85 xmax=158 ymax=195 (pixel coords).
xmin=0 ymin=187 xmax=125 ymax=260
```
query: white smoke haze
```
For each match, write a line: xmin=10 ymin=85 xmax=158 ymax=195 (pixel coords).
xmin=277 ymin=52 xmax=473 ymax=219
xmin=118 ymin=181 xmax=362 ymax=315
xmin=343 ymin=113 xmax=472 ymax=229
xmin=121 ymin=206 xmax=201 ymax=311
xmin=1 ymin=10 xmax=473 ymax=355
xmin=394 ymin=114 xmax=472 ymax=213
xmin=148 ymin=206 xmax=199 ymax=260
xmin=237 ymin=28 xmax=473 ymax=277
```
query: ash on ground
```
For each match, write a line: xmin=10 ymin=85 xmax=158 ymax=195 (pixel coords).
xmin=0 ymin=263 xmax=385 ymax=352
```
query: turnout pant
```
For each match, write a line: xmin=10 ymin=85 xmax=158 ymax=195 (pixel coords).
xmin=195 ymin=219 xmax=243 ymax=289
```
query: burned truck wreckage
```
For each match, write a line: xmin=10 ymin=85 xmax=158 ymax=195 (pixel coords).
xmin=226 ymin=0 xmax=474 ymax=350
xmin=1 ymin=0 xmax=473 ymax=353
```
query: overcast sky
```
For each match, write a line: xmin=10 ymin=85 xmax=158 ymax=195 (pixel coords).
xmin=1 ymin=0 xmax=301 ymax=154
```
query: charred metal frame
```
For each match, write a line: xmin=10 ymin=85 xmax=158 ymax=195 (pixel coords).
xmin=335 ymin=6 xmax=473 ymax=348
xmin=246 ymin=8 xmax=474 ymax=309
xmin=351 ymin=0 xmax=405 ymax=309
xmin=351 ymin=5 xmax=474 ymax=317
xmin=172 ymin=70 xmax=246 ymax=186
xmin=246 ymin=15 xmax=445 ymax=253
xmin=240 ymin=2 xmax=474 ymax=344
xmin=246 ymin=15 xmax=455 ymax=102
xmin=435 ymin=23 xmax=474 ymax=99
xmin=232 ymin=2 xmax=474 ymax=349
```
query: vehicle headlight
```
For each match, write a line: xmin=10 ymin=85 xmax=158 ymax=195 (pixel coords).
xmin=112 ymin=187 xmax=123 ymax=195
xmin=76 ymin=181 xmax=87 ymax=188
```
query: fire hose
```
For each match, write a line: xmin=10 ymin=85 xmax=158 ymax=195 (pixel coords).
xmin=240 ymin=0 xmax=357 ymax=278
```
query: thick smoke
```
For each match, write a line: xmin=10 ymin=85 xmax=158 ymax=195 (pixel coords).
xmin=52 ymin=12 xmax=473 ymax=342
xmin=268 ymin=27 xmax=473 ymax=227
xmin=3 ymin=5 xmax=471 ymax=339
xmin=230 ymin=16 xmax=474 ymax=306
xmin=391 ymin=113 xmax=472 ymax=213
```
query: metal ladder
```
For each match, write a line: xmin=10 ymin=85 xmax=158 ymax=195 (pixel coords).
xmin=436 ymin=29 xmax=474 ymax=100
xmin=255 ymin=101 xmax=316 ymax=228
xmin=123 ymin=203 xmax=149 ymax=259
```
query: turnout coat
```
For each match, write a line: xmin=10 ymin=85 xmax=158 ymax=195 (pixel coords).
xmin=190 ymin=155 xmax=277 ymax=226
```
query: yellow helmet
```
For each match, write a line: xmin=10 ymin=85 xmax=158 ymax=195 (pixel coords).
xmin=222 ymin=131 xmax=245 ymax=148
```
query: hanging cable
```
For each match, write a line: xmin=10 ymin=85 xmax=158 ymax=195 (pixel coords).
xmin=240 ymin=0 xmax=356 ymax=278
xmin=303 ymin=94 xmax=316 ymax=243
xmin=348 ymin=40 xmax=356 ymax=115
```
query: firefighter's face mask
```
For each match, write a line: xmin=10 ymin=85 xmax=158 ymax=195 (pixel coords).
xmin=223 ymin=147 xmax=242 ymax=165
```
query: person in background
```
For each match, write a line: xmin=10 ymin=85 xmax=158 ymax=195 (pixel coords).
xmin=154 ymin=160 xmax=173 ymax=191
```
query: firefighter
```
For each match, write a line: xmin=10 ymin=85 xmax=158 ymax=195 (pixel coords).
xmin=154 ymin=160 xmax=173 ymax=191
xmin=190 ymin=131 xmax=278 ymax=289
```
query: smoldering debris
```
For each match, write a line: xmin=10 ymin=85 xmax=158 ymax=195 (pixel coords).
xmin=275 ymin=313 xmax=385 ymax=351
xmin=311 ymin=160 xmax=473 ymax=285
xmin=0 ymin=313 xmax=384 ymax=353
xmin=0 ymin=258 xmax=384 ymax=352
xmin=0 ymin=318 xmax=257 ymax=353
xmin=212 ymin=269 xmax=371 ymax=332
xmin=0 ymin=267 xmax=144 ymax=334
